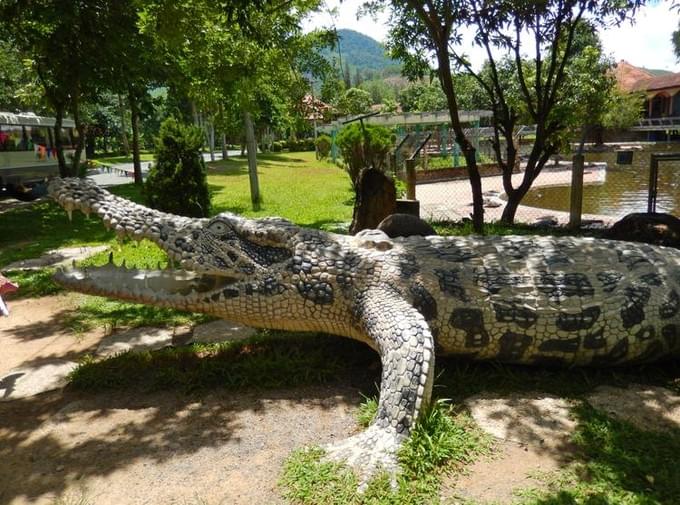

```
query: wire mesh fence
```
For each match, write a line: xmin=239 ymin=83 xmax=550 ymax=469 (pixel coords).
xmin=393 ymin=134 xmax=680 ymax=227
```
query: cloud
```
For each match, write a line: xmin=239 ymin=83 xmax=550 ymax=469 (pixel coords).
xmin=302 ymin=0 xmax=389 ymax=42
xmin=600 ymin=3 xmax=679 ymax=71
xmin=303 ymin=1 xmax=679 ymax=72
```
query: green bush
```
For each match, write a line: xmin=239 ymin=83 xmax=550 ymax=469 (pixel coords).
xmin=288 ymin=139 xmax=301 ymax=152
xmin=336 ymin=123 xmax=394 ymax=188
xmin=315 ymin=134 xmax=332 ymax=159
xmin=144 ymin=117 xmax=211 ymax=217
xmin=286 ymin=138 xmax=316 ymax=152
xmin=271 ymin=140 xmax=284 ymax=152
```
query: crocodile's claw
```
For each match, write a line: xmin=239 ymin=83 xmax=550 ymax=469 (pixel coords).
xmin=324 ymin=424 xmax=405 ymax=491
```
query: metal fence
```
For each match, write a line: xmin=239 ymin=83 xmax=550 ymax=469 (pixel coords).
xmin=393 ymin=136 xmax=680 ymax=228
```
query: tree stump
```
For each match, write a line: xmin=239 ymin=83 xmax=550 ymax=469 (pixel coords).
xmin=349 ymin=168 xmax=397 ymax=235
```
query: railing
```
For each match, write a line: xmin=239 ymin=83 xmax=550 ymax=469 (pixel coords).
xmin=631 ymin=116 xmax=680 ymax=131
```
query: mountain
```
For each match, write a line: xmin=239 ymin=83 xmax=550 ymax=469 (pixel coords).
xmin=325 ymin=29 xmax=400 ymax=75
xmin=641 ymin=67 xmax=673 ymax=77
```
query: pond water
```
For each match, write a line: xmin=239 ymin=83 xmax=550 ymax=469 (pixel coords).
xmin=522 ymin=157 xmax=680 ymax=218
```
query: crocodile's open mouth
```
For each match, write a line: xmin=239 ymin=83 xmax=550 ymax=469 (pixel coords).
xmin=54 ymin=255 xmax=238 ymax=304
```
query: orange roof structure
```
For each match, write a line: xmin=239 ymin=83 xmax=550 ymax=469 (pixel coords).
xmin=613 ymin=60 xmax=654 ymax=92
xmin=614 ymin=60 xmax=680 ymax=94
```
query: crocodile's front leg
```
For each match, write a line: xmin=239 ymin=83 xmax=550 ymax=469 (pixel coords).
xmin=325 ymin=287 xmax=435 ymax=488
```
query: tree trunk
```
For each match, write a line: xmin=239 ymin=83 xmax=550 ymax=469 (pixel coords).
xmin=500 ymin=189 xmax=527 ymax=224
xmin=117 ymin=94 xmax=130 ymax=156
xmin=128 ymin=88 xmax=142 ymax=185
xmin=435 ymin=49 xmax=484 ymax=231
xmin=71 ymin=95 xmax=86 ymax=177
xmin=209 ymin=121 xmax=215 ymax=162
xmin=54 ymin=104 xmax=69 ymax=177
xmin=243 ymin=111 xmax=260 ymax=208
xmin=221 ymin=132 xmax=228 ymax=159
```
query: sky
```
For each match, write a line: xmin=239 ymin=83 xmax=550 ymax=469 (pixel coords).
xmin=303 ymin=1 xmax=680 ymax=72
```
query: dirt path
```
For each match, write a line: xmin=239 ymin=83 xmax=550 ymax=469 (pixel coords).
xmin=0 ymin=295 xmax=103 ymax=374
xmin=0 ymin=385 xmax=360 ymax=505
xmin=0 ymin=296 xmax=364 ymax=505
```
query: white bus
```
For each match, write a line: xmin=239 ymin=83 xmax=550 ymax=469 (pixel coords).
xmin=0 ymin=111 xmax=78 ymax=200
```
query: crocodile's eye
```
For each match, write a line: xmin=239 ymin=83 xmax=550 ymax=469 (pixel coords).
xmin=208 ymin=221 xmax=228 ymax=234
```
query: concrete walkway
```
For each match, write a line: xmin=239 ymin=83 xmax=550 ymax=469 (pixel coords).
xmin=416 ymin=162 xmax=616 ymax=226
xmin=90 ymin=151 xmax=241 ymax=187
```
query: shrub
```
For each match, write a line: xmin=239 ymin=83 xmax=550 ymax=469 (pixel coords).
xmin=144 ymin=117 xmax=211 ymax=217
xmin=336 ymin=123 xmax=394 ymax=189
xmin=315 ymin=134 xmax=332 ymax=159
xmin=288 ymin=139 xmax=301 ymax=152
xmin=271 ymin=140 xmax=283 ymax=152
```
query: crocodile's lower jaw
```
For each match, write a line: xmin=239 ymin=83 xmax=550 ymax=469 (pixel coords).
xmin=54 ymin=263 xmax=237 ymax=308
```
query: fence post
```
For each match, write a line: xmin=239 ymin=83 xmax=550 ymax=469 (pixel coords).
xmin=569 ymin=154 xmax=584 ymax=229
xmin=648 ymin=154 xmax=658 ymax=213
xmin=405 ymin=158 xmax=416 ymax=200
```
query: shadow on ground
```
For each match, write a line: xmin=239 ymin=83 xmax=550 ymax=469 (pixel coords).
xmin=1 ymin=333 xmax=679 ymax=504
xmin=0 ymin=334 xmax=379 ymax=504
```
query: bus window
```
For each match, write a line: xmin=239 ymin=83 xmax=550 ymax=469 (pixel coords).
xmin=30 ymin=126 xmax=50 ymax=149
xmin=0 ymin=125 xmax=30 ymax=151
xmin=61 ymin=127 xmax=77 ymax=148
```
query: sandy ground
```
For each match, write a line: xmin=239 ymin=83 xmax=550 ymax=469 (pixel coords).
xmin=416 ymin=163 xmax=615 ymax=225
xmin=0 ymin=296 xmax=363 ymax=505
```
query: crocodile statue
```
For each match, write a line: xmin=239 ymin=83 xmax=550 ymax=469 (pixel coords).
xmin=48 ymin=177 xmax=680 ymax=486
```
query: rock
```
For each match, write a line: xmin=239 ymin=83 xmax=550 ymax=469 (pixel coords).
xmin=586 ymin=384 xmax=680 ymax=432
xmin=377 ymin=213 xmax=437 ymax=238
xmin=465 ymin=392 xmax=577 ymax=450
xmin=534 ymin=216 xmax=559 ymax=227
xmin=605 ymin=212 xmax=680 ymax=248
xmin=3 ymin=245 xmax=109 ymax=271
xmin=0 ymin=361 xmax=77 ymax=401
xmin=189 ymin=320 xmax=256 ymax=344
xmin=96 ymin=326 xmax=174 ymax=357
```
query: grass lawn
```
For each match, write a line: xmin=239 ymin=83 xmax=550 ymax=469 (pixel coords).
xmin=0 ymin=184 xmax=145 ymax=267
xmin=0 ymin=152 xmax=353 ymax=267
xmin=91 ymin=152 xmax=155 ymax=165
xmin=208 ymin=151 xmax=353 ymax=228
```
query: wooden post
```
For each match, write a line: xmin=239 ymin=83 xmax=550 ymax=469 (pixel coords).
xmin=569 ymin=154 xmax=584 ymax=229
xmin=405 ymin=158 xmax=416 ymax=200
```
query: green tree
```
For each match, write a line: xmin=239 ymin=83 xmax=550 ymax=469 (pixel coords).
xmin=0 ymin=39 xmax=43 ymax=112
xmin=353 ymin=67 xmax=363 ymax=87
xmin=0 ymin=0 xmax=110 ymax=176
xmin=320 ymin=72 xmax=346 ymax=105
xmin=145 ymin=117 xmax=211 ymax=217
xmin=336 ymin=122 xmax=393 ymax=189
xmin=359 ymin=79 xmax=396 ymax=105
xmin=376 ymin=0 xmax=645 ymax=228
xmin=144 ymin=0 xmax=332 ymax=207
xmin=343 ymin=61 xmax=352 ymax=88
xmin=337 ymin=88 xmax=372 ymax=115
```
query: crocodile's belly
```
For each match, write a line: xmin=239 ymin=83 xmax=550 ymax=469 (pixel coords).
xmin=410 ymin=235 xmax=680 ymax=366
